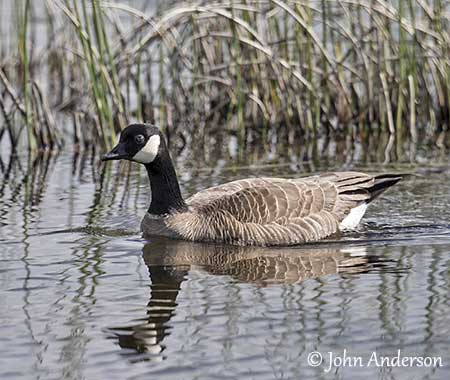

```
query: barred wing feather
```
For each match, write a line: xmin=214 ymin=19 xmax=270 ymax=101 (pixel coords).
xmin=185 ymin=172 xmax=395 ymax=246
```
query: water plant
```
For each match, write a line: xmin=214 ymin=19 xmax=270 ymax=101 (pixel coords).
xmin=0 ymin=0 xmax=448 ymax=161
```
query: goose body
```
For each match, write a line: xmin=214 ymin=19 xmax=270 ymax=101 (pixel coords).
xmin=103 ymin=124 xmax=402 ymax=246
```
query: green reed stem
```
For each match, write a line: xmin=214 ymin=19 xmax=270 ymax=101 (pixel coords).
xmin=19 ymin=0 xmax=35 ymax=150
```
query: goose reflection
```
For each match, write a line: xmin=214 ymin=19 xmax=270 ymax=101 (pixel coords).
xmin=109 ymin=237 xmax=373 ymax=361
xmin=107 ymin=263 xmax=185 ymax=362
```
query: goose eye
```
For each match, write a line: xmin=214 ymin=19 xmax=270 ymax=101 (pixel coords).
xmin=135 ymin=134 xmax=145 ymax=144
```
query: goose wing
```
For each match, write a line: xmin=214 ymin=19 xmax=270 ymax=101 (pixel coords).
xmin=186 ymin=172 xmax=400 ymax=245
xmin=186 ymin=178 xmax=284 ymax=206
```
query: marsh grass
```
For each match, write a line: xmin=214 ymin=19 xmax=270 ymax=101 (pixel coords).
xmin=0 ymin=0 xmax=449 ymax=160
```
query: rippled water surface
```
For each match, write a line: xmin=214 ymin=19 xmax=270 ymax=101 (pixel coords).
xmin=1 ymin=151 xmax=450 ymax=380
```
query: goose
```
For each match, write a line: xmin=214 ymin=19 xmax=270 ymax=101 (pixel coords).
xmin=102 ymin=123 xmax=402 ymax=246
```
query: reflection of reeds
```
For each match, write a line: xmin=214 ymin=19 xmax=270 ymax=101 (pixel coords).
xmin=0 ymin=0 xmax=449 ymax=157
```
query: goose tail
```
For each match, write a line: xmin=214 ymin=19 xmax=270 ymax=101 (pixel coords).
xmin=367 ymin=174 xmax=403 ymax=202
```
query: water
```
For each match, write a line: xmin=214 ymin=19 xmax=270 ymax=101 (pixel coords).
xmin=1 ymin=150 xmax=450 ymax=380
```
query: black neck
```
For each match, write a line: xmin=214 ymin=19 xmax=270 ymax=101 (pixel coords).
xmin=144 ymin=148 xmax=187 ymax=215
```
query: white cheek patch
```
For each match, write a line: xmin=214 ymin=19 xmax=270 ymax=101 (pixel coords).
xmin=132 ymin=135 xmax=161 ymax=164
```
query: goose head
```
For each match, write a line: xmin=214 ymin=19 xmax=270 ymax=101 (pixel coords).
xmin=102 ymin=123 xmax=186 ymax=215
xmin=101 ymin=123 xmax=162 ymax=164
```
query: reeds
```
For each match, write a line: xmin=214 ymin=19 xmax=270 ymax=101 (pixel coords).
xmin=0 ymin=0 xmax=449 ymax=160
